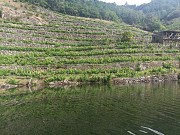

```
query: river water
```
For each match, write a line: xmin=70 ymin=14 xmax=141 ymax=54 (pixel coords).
xmin=0 ymin=82 xmax=180 ymax=135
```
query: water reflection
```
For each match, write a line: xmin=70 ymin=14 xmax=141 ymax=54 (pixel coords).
xmin=0 ymin=82 xmax=180 ymax=135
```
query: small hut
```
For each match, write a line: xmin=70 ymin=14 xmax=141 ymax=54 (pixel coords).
xmin=152 ymin=31 xmax=180 ymax=44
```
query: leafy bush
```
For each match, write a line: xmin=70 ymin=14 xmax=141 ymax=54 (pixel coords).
xmin=162 ymin=62 xmax=173 ymax=69
xmin=0 ymin=10 xmax=2 ymax=18
xmin=121 ymin=31 xmax=133 ymax=42
xmin=6 ymin=78 xmax=19 ymax=85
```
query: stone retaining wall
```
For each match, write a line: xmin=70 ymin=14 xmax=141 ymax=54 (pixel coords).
xmin=0 ymin=84 xmax=18 ymax=90
xmin=49 ymin=80 xmax=79 ymax=87
xmin=113 ymin=74 xmax=179 ymax=84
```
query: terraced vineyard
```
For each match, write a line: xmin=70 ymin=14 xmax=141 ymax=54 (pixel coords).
xmin=0 ymin=2 xmax=180 ymax=86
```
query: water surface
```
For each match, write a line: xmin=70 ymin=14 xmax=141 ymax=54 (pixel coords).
xmin=0 ymin=82 xmax=180 ymax=135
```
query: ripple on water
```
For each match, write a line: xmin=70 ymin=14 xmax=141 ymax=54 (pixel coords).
xmin=141 ymin=126 xmax=165 ymax=135
xmin=127 ymin=131 xmax=136 ymax=135
xmin=139 ymin=130 xmax=148 ymax=134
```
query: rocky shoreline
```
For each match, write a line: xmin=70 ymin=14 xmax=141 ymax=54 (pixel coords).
xmin=0 ymin=78 xmax=44 ymax=90
xmin=47 ymin=74 xmax=180 ymax=87
xmin=49 ymin=80 xmax=79 ymax=88
xmin=112 ymin=74 xmax=179 ymax=85
xmin=0 ymin=74 xmax=179 ymax=90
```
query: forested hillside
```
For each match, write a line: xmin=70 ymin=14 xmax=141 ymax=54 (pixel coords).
xmin=137 ymin=0 xmax=180 ymax=30
xmin=18 ymin=0 xmax=144 ymax=25
xmin=17 ymin=0 xmax=180 ymax=32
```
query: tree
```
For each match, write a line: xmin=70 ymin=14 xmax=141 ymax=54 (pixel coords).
xmin=121 ymin=31 xmax=134 ymax=42
xmin=0 ymin=9 xmax=2 ymax=18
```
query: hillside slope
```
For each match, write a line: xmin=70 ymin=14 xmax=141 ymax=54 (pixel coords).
xmin=0 ymin=0 xmax=179 ymax=87
xmin=17 ymin=0 xmax=180 ymax=31
xmin=17 ymin=0 xmax=146 ymax=28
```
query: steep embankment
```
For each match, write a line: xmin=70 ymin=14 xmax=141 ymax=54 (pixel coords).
xmin=0 ymin=1 xmax=179 ymax=88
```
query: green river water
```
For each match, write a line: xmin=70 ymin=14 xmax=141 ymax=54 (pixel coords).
xmin=0 ymin=82 xmax=180 ymax=135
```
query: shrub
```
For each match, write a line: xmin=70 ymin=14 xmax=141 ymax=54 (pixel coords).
xmin=6 ymin=78 xmax=19 ymax=85
xmin=0 ymin=10 xmax=2 ymax=18
xmin=121 ymin=31 xmax=134 ymax=42
xmin=162 ymin=62 xmax=173 ymax=69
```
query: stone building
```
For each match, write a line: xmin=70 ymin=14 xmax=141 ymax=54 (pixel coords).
xmin=152 ymin=31 xmax=180 ymax=44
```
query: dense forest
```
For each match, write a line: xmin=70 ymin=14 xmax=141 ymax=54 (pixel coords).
xmin=18 ymin=0 xmax=180 ymax=31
